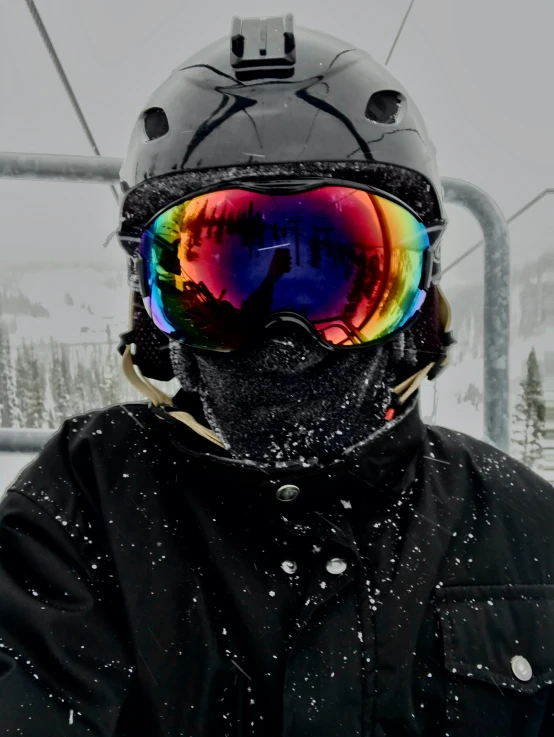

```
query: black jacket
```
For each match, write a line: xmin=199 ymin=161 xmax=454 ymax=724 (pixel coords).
xmin=1 ymin=395 xmax=554 ymax=737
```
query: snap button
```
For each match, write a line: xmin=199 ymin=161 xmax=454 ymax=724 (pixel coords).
xmin=281 ymin=560 xmax=298 ymax=575
xmin=326 ymin=558 xmax=347 ymax=575
xmin=511 ymin=655 xmax=533 ymax=682
xmin=276 ymin=484 xmax=300 ymax=502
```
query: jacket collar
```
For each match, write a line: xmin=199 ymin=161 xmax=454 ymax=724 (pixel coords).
xmin=150 ymin=389 xmax=426 ymax=495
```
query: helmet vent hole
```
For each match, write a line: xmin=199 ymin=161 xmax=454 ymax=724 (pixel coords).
xmin=143 ymin=107 xmax=169 ymax=141
xmin=365 ymin=91 xmax=403 ymax=124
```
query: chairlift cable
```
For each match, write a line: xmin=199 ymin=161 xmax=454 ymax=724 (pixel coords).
xmin=22 ymin=0 xmax=119 ymax=204
xmin=443 ymin=188 xmax=554 ymax=275
xmin=385 ymin=0 xmax=417 ymax=66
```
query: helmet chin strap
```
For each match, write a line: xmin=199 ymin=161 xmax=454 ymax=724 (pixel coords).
xmin=385 ymin=286 xmax=454 ymax=420
xmin=121 ymin=286 xmax=453 ymax=450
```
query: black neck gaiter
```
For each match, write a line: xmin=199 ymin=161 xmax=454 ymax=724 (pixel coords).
xmin=169 ymin=321 xmax=419 ymax=467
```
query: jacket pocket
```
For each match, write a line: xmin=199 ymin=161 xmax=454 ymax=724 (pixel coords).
xmin=436 ymin=585 xmax=554 ymax=737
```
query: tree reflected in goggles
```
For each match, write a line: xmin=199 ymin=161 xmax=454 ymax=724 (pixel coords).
xmin=138 ymin=185 xmax=442 ymax=351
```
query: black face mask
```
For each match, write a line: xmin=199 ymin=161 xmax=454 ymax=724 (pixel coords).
xmin=169 ymin=320 xmax=420 ymax=468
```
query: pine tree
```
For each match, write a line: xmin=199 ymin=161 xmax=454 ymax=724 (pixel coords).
xmin=90 ymin=345 xmax=105 ymax=409
xmin=98 ymin=344 xmax=123 ymax=408
xmin=29 ymin=343 xmax=48 ymax=428
xmin=512 ymin=347 xmax=546 ymax=468
xmin=73 ymin=359 xmax=89 ymax=414
xmin=15 ymin=342 xmax=29 ymax=426
xmin=16 ymin=341 xmax=48 ymax=428
xmin=0 ymin=320 xmax=16 ymax=427
xmin=15 ymin=342 xmax=31 ymax=427
xmin=50 ymin=339 xmax=73 ymax=424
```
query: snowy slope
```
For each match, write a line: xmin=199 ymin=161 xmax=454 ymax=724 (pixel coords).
xmin=1 ymin=264 xmax=129 ymax=347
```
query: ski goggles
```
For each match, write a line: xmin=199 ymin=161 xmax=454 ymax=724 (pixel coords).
xmin=134 ymin=181 xmax=444 ymax=351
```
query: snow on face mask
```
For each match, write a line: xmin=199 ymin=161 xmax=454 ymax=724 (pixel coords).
xmin=170 ymin=321 xmax=418 ymax=467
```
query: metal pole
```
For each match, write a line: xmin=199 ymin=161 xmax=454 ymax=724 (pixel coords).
xmin=442 ymin=177 xmax=511 ymax=453
xmin=0 ymin=428 xmax=55 ymax=453
xmin=0 ymin=152 xmax=121 ymax=183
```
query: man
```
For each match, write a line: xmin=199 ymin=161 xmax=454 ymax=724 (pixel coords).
xmin=1 ymin=15 xmax=553 ymax=737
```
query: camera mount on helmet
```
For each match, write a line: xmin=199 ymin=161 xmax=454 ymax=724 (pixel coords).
xmin=230 ymin=14 xmax=296 ymax=79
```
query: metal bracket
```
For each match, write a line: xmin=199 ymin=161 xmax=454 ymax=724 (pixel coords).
xmin=230 ymin=14 xmax=296 ymax=77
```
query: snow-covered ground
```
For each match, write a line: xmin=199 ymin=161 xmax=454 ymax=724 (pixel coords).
xmin=2 ymin=264 xmax=129 ymax=348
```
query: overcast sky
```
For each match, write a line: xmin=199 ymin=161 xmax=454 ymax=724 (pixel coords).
xmin=1 ymin=0 xmax=554 ymax=285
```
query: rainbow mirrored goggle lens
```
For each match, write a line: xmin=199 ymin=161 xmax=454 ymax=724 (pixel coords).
xmin=139 ymin=186 xmax=436 ymax=351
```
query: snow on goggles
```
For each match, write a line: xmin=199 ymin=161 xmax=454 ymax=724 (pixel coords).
xmin=136 ymin=182 xmax=443 ymax=351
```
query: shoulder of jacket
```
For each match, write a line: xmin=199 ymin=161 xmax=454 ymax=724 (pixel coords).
xmin=5 ymin=401 xmax=159 ymax=551
xmin=426 ymin=424 xmax=554 ymax=499
xmin=56 ymin=400 xmax=156 ymax=450
xmin=62 ymin=400 xmax=152 ymax=434
xmin=8 ymin=401 xmax=153 ymax=499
